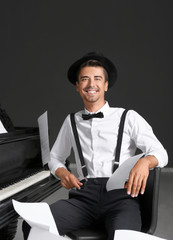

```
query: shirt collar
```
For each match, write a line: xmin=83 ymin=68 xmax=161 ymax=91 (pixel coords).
xmin=84 ymin=101 xmax=110 ymax=117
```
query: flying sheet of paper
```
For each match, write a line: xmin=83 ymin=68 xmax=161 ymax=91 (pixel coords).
xmin=114 ymin=230 xmax=167 ymax=240
xmin=106 ymin=153 xmax=144 ymax=191
xmin=0 ymin=120 xmax=7 ymax=134
xmin=37 ymin=111 xmax=50 ymax=165
xmin=12 ymin=200 xmax=59 ymax=236
xmin=28 ymin=227 xmax=66 ymax=240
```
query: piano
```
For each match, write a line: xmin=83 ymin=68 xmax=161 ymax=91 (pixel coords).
xmin=0 ymin=127 xmax=61 ymax=239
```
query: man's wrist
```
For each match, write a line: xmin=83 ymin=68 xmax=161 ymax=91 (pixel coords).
xmin=144 ymin=155 xmax=158 ymax=169
xmin=55 ymin=167 xmax=70 ymax=179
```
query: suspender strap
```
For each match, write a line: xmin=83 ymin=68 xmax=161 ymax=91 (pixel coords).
xmin=70 ymin=113 xmax=88 ymax=178
xmin=113 ymin=109 xmax=128 ymax=172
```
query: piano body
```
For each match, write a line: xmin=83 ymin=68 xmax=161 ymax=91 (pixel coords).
xmin=0 ymin=127 xmax=61 ymax=239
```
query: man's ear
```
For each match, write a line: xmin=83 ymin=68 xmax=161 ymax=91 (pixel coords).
xmin=105 ymin=81 xmax=108 ymax=92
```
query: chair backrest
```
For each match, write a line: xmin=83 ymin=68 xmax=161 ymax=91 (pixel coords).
xmin=66 ymin=167 xmax=161 ymax=240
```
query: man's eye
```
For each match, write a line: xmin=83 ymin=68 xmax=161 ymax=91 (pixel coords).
xmin=82 ymin=78 xmax=88 ymax=81
xmin=95 ymin=78 xmax=101 ymax=81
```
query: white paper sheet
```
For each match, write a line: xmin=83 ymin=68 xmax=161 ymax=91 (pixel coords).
xmin=12 ymin=200 xmax=59 ymax=236
xmin=37 ymin=111 xmax=50 ymax=165
xmin=114 ymin=230 xmax=167 ymax=240
xmin=0 ymin=120 xmax=7 ymax=133
xmin=28 ymin=227 xmax=66 ymax=240
xmin=106 ymin=153 xmax=144 ymax=191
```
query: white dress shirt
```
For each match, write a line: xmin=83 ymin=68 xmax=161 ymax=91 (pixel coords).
xmin=49 ymin=102 xmax=168 ymax=180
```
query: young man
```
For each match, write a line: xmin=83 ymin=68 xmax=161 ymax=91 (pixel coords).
xmin=23 ymin=52 xmax=168 ymax=240
xmin=48 ymin=52 xmax=168 ymax=240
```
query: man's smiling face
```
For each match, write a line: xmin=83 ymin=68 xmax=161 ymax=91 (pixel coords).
xmin=76 ymin=66 xmax=108 ymax=107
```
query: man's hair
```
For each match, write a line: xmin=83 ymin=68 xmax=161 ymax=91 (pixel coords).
xmin=77 ymin=60 xmax=108 ymax=82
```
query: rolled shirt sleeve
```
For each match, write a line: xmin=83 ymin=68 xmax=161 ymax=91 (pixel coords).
xmin=127 ymin=110 xmax=168 ymax=168
xmin=48 ymin=115 xmax=72 ymax=177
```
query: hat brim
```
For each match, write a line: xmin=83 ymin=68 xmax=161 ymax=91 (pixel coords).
xmin=67 ymin=53 xmax=117 ymax=88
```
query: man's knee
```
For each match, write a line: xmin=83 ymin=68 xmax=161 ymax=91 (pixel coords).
xmin=50 ymin=199 xmax=82 ymax=235
xmin=50 ymin=199 xmax=95 ymax=236
xmin=105 ymin=200 xmax=141 ymax=240
xmin=106 ymin=219 xmax=141 ymax=240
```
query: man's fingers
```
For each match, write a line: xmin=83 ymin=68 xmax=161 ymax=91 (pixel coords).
xmin=73 ymin=180 xmax=83 ymax=189
xmin=127 ymin=171 xmax=143 ymax=197
xmin=126 ymin=157 xmax=150 ymax=197
xmin=126 ymin=174 xmax=148 ymax=197
xmin=126 ymin=174 xmax=134 ymax=196
xmin=61 ymin=181 xmax=69 ymax=189
xmin=129 ymin=175 xmax=140 ymax=197
xmin=140 ymin=177 xmax=147 ymax=195
xmin=132 ymin=176 xmax=142 ymax=197
xmin=61 ymin=174 xmax=83 ymax=190
xmin=70 ymin=175 xmax=83 ymax=189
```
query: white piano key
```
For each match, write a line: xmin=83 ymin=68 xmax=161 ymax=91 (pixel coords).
xmin=0 ymin=170 xmax=50 ymax=201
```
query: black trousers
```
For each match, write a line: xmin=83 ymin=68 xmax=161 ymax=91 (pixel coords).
xmin=23 ymin=178 xmax=141 ymax=240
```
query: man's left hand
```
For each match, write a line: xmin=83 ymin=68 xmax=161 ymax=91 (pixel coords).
xmin=124 ymin=155 xmax=158 ymax=197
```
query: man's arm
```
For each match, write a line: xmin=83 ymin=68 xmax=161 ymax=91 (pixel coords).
xmin=125 ymin=155 xmax=158 ymax=197
xmin=49 ymin=115 xmax=74 ymax=180
xmin=55 ymin=167 xmax=83 ymax=190
xmin=125 ymin=110 xmax=168 ymax=197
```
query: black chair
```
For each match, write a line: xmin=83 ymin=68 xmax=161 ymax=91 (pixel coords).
xmin=66 ymin=167 xmax=161 ymax=240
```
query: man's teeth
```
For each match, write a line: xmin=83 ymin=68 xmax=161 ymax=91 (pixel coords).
xmin=87 ymin=90 xmax=96 ymax=93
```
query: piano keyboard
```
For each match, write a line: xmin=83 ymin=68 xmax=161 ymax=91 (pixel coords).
xmin=0 ymin=170 xmax=50 ymax=201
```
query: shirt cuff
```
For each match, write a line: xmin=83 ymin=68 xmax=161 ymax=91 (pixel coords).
xmin=145 ymin=150 xmax=168 ymax=168
xmin=49 ymin=162 xmax=67 ymax=179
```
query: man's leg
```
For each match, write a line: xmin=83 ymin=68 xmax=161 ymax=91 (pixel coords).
xmin=22 ymin=197 xmax=96 ymax=239
xmin=104 ymin=197 xmax=141 ymax=240
xmin=50 ymin=197 xmax=97 ymax=235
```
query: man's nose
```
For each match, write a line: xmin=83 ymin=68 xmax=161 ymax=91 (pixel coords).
xmin=88 ymin=78 xmax=95 ymax=87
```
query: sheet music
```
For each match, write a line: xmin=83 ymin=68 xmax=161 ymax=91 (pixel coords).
xmin=114 ymin=230 xmax=167 ymax=240
xmin=12 ymin=200 xmax=58 ymax=235
xmin=106 ymin=153 xmax=144 ymax=191
xmin=28 ymin=227 xmax=66 ymax=240
xmin=38 ymin=111 xmax=50 ymax=165
xmin=12 ymin=200 xmax=70 ymax=240
xmin=28 ymin=228 xmax=58 ymax=240
xmin=0 ymin=120 xmax=7 ymax=133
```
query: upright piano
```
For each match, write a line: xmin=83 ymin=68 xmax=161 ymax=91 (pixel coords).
xmin=0 ymin=127 xmax=61 ymax=239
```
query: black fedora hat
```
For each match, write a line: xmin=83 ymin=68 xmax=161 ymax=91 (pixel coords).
xmin=67 ymin=52 xmax=118 ymax=88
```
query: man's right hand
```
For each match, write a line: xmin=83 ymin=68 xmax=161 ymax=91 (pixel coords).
xmin=55 ymin=167 xmax=83 ymax=190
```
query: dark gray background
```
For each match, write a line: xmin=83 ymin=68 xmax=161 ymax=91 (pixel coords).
xmin=1 ymin=1 xmax=172 ymax=166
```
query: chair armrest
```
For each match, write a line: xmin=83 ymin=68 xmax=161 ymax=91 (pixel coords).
xmin=140 ymin=167 xmax=161 ymax=234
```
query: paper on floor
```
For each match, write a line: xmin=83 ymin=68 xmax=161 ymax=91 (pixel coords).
xmin=114 ymin=230 xmax=167 ymax=240
xmin=12 ymin=200 xmax=58 ymax=236
xmin=28 ymin=227 xmax=67 ymax=240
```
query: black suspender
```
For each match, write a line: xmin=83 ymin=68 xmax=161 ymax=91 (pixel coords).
xmin=70 ymin=110 xmax=128 ymax=178
xmin=113 ymin=109 xmax=128 ymax=172
xmin=70 ymin=113 xmax=88 ymax=178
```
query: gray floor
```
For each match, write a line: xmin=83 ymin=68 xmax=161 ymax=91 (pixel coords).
xmin=14 ymin=171 xmax=173 ymax=240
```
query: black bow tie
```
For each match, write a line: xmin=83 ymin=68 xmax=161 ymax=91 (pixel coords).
xmin=82 ymin=112 xmax=104 ymax=120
